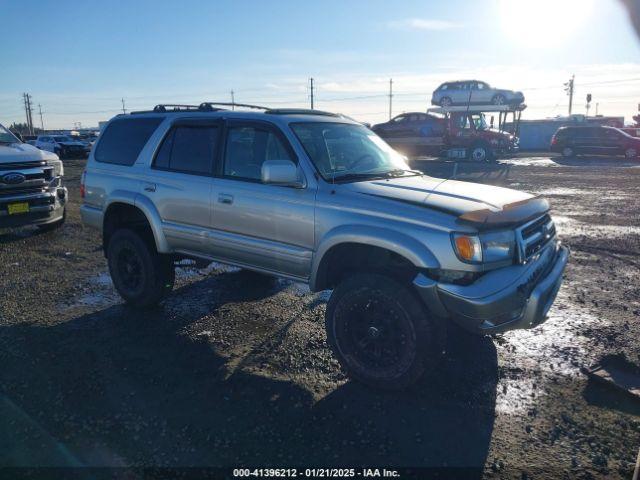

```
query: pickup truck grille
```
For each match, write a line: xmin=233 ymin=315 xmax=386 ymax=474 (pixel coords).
xmin=0 ymin=162 xmax=54 ymax=200
xmin=516 ymin=213 xmax=556 ymax=263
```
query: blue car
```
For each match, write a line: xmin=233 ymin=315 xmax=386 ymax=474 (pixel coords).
xmin=372 ymin=112 xmax=445 ymax=153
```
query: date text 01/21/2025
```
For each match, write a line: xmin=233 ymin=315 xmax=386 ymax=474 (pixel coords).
xmin=232 ymin=468 xmax=401 ymax=478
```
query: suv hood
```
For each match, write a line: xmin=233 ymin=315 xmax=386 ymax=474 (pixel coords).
xmin=0 ymin=142 xmax=58 ymax=163
xmin=348 ymin=175 xmax=548 ymax=229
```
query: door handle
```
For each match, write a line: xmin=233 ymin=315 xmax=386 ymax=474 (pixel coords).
xmin=218 ymin=193 xmax=234 ymax=205
xmin=143 ymin=183 xmax=156 ymax=192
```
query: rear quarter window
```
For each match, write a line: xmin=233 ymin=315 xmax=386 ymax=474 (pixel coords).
xmin=95 ymin=117 xmax=163 ymax=166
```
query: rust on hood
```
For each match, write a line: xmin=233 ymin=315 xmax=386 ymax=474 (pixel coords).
xmin=457 ymin=197 xmax=550 ymax=230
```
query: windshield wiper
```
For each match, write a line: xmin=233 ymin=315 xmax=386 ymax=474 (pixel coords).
xmin=382 ymin=168 xmax=423 ymax=177
xmin=331 ymin=172 xmax=390 ymax=183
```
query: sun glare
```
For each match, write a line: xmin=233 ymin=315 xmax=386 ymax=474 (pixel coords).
xmin=499 ymin=0 xmax=593 ymax=47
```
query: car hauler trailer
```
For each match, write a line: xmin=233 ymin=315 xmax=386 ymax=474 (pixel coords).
xmin=426 ymin=104 xmax=525 ymax=162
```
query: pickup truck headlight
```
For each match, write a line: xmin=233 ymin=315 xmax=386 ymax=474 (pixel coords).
xmin=47 ymin=159 xmax=64 ymax=177
xmin=452 ymin=230 xmax=515 ymax=264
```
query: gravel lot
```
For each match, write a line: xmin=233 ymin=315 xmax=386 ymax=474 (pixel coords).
xmin=1 ymin=154 xmax=639 ymax=479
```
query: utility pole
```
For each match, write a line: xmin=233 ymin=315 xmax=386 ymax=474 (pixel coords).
xmin=23 ymin=93 xmax=34 ymax=135
xmin=310 ymin=78 xmax=314 ymax=109
xmin=595 ymin=103 xmax=599 ymax=116
xmin=388 ymin=78 xmax=393 ymax=120
xmin=38 ymin=104 xmax=44 ymax=132
xmin=564 ymin=75 xmax=575 ymax=116
xmin=121 ymin=98 xmax=126 ymax=114
xmin=231 ymin=90 xmax=235 ymax=110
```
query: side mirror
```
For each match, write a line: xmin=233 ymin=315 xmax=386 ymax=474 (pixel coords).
xmin=261 ymin=160 xmax=304 ymax=187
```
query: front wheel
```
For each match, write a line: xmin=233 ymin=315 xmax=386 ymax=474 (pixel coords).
xmin=107 ymin=228 xmax=175 ymax=308
xmin=469 ymin=144 xmax=493 ymax=162
xmin=325 ymin=273 xmax=444 ymax=390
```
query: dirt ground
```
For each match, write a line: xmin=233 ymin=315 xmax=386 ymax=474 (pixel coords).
xmin=0 ymin=154 xmax=639 ymax=479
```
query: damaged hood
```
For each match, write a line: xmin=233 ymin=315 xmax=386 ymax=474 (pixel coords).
xmin=0 ymin=143 xmax=58 ymax=163
xmin=347 ymin=175 xmax=549 ymax=229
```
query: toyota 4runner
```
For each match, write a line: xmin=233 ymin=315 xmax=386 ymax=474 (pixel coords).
xmin=81 ymin=103 xmax=569 ymax=389
xmin=0 ymin=123 xmax=67 ymax=231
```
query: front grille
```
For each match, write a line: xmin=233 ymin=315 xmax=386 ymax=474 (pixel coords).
xmin=0 ymin=162 xmax=54 ymax=198
xmin=517 ymin=214 xmax=556 ymax=262
xmin=0 ymin=186 xmax=46 ymax=198
xmin=0 ymin=161 xmax=47 ymax=171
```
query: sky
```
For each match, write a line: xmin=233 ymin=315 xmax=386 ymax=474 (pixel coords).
xmin=1 ymin=0 xmax=640 ymax=129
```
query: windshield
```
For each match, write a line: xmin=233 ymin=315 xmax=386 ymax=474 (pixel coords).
xmin=290 ymin=122 xmax=410 ymax=181
xmin=53 ymin=136 xmax=72 ymax=142
xmin=0 ymin=124 xmax=19 ymax=144
xmin=471 ymin=113 xmax=488 ymax=130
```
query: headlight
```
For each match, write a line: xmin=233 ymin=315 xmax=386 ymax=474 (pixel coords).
xmin=452 ymin=230 xmax=515 ymax=264
xmin=480 ymin=230 xmax=516 ymax=263
xmin=47 ymin=159 xmax=64 ymax=177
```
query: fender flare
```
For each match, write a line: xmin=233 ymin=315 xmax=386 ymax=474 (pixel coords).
xmin=310 ymin=225 xmax=440 ymax=292
xmin=103 ymin=191 xmax=170 ymax=254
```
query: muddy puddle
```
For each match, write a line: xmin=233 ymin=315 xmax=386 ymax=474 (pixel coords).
xmin=496 ymin=291 xmax=604 ymax=414
xmin=553 ymin=215 xmax=640 ymax=237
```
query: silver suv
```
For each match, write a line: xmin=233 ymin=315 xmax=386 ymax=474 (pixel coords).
xmin=432 ymin=80 xmax=525 ymax=107
xmin=81 ymin=103 xmax=568 ymax=389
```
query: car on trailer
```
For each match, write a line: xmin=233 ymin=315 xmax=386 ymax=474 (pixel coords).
xmin=432 ymin=80 xmax=525 ymax=107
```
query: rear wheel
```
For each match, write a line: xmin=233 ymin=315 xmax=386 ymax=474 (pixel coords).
xmin=625 ymin=147 xmax=637 ymax=159
xmin=439 ymin=97 xmax=452 ymax=107
xmin=492 ymin=94 xmax=506 ymax=105
xmin=561 ymin=146 xmax=575 ymax=158
xmin=325 ymin=273 xmax=444 ymax=390
xmin=107 ymin=228 xmax=175 ymax=308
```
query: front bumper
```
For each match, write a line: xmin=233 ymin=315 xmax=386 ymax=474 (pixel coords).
xmin=0 ymin=186 xmax=67 ymax=229
xmin=413 ymin=243 xmax=569 ymax=335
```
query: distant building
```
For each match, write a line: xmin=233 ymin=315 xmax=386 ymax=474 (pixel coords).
xmin=507 ymin=114 xmax=625 ymax=150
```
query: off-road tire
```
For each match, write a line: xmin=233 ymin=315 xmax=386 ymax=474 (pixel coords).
xmin=107 ymin=228 xmax=175 ymax=308
xmin=325 ymin=273 xmax=444 ymax=390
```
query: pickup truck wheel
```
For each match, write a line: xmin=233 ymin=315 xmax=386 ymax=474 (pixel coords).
xmin=469 ymin=143 xmax=492 ymax=162
xmin=325 ymin=273 xmax=442 ymax=390
xmin=107 ymin=228 xmax=175 ymax=308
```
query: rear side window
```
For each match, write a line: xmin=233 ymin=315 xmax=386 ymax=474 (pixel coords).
xmin=95 ymin=117 xmax=163 ymax=166
xmin=153 ymin=125 xmax=219 ymax=175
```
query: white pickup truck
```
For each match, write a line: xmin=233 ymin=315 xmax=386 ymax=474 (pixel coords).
xmin=0 ymin=124 xmax=67 ymax=231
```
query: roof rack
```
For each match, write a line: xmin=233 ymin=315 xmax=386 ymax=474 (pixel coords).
xmin=265 ymin=108 xmax=339 ymax=117
xmin=199 ymin=102 xmax=268 ymax=111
